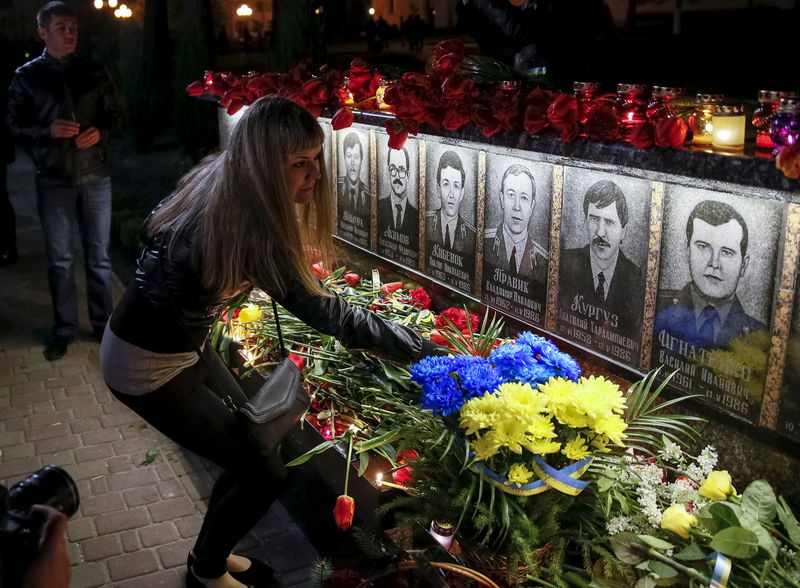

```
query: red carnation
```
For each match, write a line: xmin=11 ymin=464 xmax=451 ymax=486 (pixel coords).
xmin=331 ymin=107 xmax=354 ymax=130
xmin=435 ymin=307 xmax=480 ymax=331
xmin=410 ymin=288 xmax=431 ymax=310
xmin=584 ymin=104 xmax=620 ymax=142
xmin=629 ymin=123 xmax=655 ymax=148
xmin=655 ymin=117 xmax=688 ymax=148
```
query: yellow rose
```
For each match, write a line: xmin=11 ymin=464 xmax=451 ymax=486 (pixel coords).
xmin=237 ymin=304 xmax=262 ymax=323
xmin=699 ymin=470 xmax=736 ymax=501
xmin=660 ymin=504 xmax=698 ymax=539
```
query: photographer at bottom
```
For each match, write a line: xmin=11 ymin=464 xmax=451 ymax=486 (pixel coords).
xmin=1 ymin=466 xmax=78 ymax=588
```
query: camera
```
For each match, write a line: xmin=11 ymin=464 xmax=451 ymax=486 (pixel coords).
xmin=0 ymin=466 xmax=79 ymax=586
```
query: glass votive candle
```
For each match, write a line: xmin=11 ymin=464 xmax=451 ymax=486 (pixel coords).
xmin=753 ymin=90 xmax=795 ymax=150
xmin=574 ymin=81 xmax=601 ymax=126
xmin=690 ymin=93 xmax=723 ymax=146
xmin=769 ymin=97 xmax=800 ymax=149
xmin=614 ymin=83 xmax=649 ymax=141
xmin=429 ymin=520 xmax=454 ymax=550
xmin=646 ymin=86 xmax=683 ymax=122
xmin=712 ymin=104 xmax=746 ymax=152
xmin=375 ymin=78 xmax=394 ymax=111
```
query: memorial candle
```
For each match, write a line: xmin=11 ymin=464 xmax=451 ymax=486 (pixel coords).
xmin=711 ymin=104 xmax=745 ymax=152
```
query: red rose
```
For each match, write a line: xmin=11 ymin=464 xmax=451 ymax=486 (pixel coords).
xmin=655 ymin=117 xmax=688 ymax=148
xmin=473 ymin=104 xmax=502 ymax=137
xmin=441 ymin=75 xmax=475 ymax=100
xmin=584 ymin=104 xmax=620 ymax=142
xmin=442 ymin=106 xmax=472 ymax=131
xmin=344 ymin=272 xmax=360 ymax=286
xmin=333 ymin=495 xmax=355 ymax=531
xmin=629 ymin=123 xmax=655 ymax=148
xmin=410 ymin=288 xmax=431 ymax=310
xmin=185 ymin=80 xmax=205 ymax=97
xmin=331 ymin=107 xmax=354 ymax=130
xmin=777 ymin=143 xmax=800 ymax=179
xmin=433 ymin=39 xmax=465 ymax=60
xmin=384 ymin=119 xmax=409 ymax=150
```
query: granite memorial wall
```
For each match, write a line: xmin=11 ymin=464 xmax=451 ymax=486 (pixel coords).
xmin=321 ymin=118 xmax=800 ymax=446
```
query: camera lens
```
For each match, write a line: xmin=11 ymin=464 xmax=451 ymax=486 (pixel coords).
xmin=8 ymin=465 xmax=80 ymax=517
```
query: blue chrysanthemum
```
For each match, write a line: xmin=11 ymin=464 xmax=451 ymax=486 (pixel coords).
xmin=517 ymin=332 xmax=559 ymax=358
xmin=410 ymin=356 xmax=455 ymax=386
xmin=516 ymin=331 xmax=581 ymax=382
xmin=457 ymin=358 xmax=503 ymax=399
xmin=548 ymin=351 xmax=581 ymax=381
xmin=488 ymin=343 xmax=536 ymax=382
xmin=421 ymin=376 xmax=464 ymax=416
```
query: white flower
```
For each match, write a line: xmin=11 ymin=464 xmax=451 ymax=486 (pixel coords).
xmin=658 ymin=439 xmax=683 ymax=463
xmin=696 ymin=446 xmax=718 ymax=476
xmin=607 ymin=516 xmax=632 ymax=535
xmin=670 ymin=478 xmax=699 ymax=505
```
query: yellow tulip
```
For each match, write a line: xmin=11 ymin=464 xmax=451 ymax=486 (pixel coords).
xmin=660 ymin=504 xmax=698 ymax=539
xmin=237 ymin=304 xmax=262 ymax=323
xmin=699 ymin=470 xmax=736 ymax=501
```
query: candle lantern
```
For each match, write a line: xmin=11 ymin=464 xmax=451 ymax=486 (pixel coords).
xmin=614 ymin=83 xmax=649 ymax=141
xmin=646 ymin=86 xmax=682 ymax=122
xmin=690 ymin=93 xmax=723 ymax=146
xmin=429 ymin=520 xmax=454 ymax=550
xmin=753 ymin=91 xmax=795 ymax=150
xmin=711 ymin=104 xmax=746 ymax=152
xmin=375 ymin=78 xmax=395 ymax=112
xmin=573 ymin=81 xmax=601 ymax=127
xmin=769 ymin=97 xmax=800 ymax=149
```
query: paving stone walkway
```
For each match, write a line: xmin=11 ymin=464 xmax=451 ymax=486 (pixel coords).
xmin=0 ymin=151 xmax=319 ymax=587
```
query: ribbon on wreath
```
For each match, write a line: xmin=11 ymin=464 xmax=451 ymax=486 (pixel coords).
xmin=471 ymin=455 xmax=593 ymax=497
xmin=708 ymin=552 xmax=731 ymax=588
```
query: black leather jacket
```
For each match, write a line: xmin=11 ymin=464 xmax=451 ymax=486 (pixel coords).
xmin=7 ymin=50 xmax=122 ymax=180
xmin=110 ymin=226 xmax=443 ymax=364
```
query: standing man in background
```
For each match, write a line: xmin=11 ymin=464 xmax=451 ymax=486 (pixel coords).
xmin=7 ymin=1 xmax=122 ymax=361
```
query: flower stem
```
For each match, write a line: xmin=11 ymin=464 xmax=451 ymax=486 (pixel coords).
xmin=343 ymin=431 xmax=354 ymax=497
xmin=646 ymin=548 xmax=709 ymax=583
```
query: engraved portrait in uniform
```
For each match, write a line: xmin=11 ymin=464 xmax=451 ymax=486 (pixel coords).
xmin=482 ymin=154 xmax=551 ymax=326
xmin=556 ymin=168 xmax=651 ymax=366
xmin=653 ymin=186 xmax=782 ymax=422
xmin=336 ymin=129 xmax=371 ymax=248
xmin=424 ymin=143 xmax=478 ymax=294
xmin=376 ymin=138 xmax=420 ymax=268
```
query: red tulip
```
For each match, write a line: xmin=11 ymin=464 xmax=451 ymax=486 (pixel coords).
xmin=312 ymin=262 xmax=330 ymax=280
xmin=334 ymin=495 xmax=355 ymax=531
xmin=429 ymin=329 xmax=448 ymax=346
xmin=185 ymin=80 xmax=205 ymax=97
xmin=331 ymin=106 xmax=354 ymax=130
xmin=380 ymin=281 xmax=403 ymax=295
xmin=287 ymin=352 xmax=305 ymax=371
xmin=344 ymin=272 xmax=360 ymax=286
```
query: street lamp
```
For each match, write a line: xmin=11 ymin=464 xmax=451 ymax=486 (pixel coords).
xmin=236 ymin=4 xmax=253 ymax=16
xmin=108 ymin=0 xmax=118 ymax=6
xmin=94 ymin=0 xmax=103 ymax=8
xmin=368 ymin=7 xmax=375 ymax=15
xmin=114 ymin=3 xmax=132 ymax=18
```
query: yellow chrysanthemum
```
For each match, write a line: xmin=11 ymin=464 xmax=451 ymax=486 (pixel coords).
xmin=562 ymin=435 xmax=591 ymax=460
xmin=459 ymin=393 xmax=504 ymax=435
xmin=237 ymin=304 xmax=262 ymax=323
xmin=593 ymin=415 xmax=628 ymax=446
xmin=589 ymin=433 xmax=612 ymax=453
xmin=496 ymin=382 xmax=548 ymax=417
xmin=524 ymin=437 xmax=561 ymax=455
xmin=526 ymin=414 xmax=557 ymax=439
xmin=506 ymin=463 xmax=534 ymax=486
xmin=574 ymin=376 xmax=627 ymax=418
xmin=491 ymin=415 xmax=529 ymax=453
xmin=470 ymin=432 xmax=502 ymax=461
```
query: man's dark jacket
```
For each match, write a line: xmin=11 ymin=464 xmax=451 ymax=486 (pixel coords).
xmin=7 ymin=50 xmax=122 ymax=180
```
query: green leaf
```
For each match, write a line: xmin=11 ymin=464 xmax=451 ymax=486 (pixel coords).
xmin=647 ymin=560 xmax=678 ymax=579
xmin=357 ymin=452 xmax=369 ymax=477
xmin=741 ymin=480 xmax=777 ymax=524
xmin=738 ymin=512 xmax=778 ymax=559
xmin=610 ymin=532 xmax=645 ymax=564
xmin=673 ymin=541 xmax=708 ymax=561
xmin=354 ymin=430 xmax=399 ymax=452
xmin=709 ymin=527 xmax=759 ymax=558
xmin=697 ymin=502 xmax=740 ymax=534
xmin=777 ymin=496 xmax=800 ymax=544
xmin=635 ymin=575 xmax=658 ymax=588
xmin=139 ymin=449 xmax=159 ymax=466
xmin=589 ymin=559 xmax=634 ymax=588
xmin=637 ymin=535 xmax=675 ymax=551
xmin=285 ymin=439 xmax=336 ymax=466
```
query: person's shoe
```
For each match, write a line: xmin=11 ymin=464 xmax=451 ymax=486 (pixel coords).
xmin=188 ymin=552 xmax=278 ymax=587
xmin=0 ymin=249 xmax=18 ymax=266
xmin=44 ymin=337 xmax=71 ymax=361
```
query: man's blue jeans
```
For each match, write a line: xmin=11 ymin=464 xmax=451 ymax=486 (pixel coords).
xmin=36 ymin=175 xmax=113 ymax=339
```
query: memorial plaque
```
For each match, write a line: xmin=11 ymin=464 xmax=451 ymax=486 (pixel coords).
xmin=320 ymin=119 xmax=333 ymax=182
xmin=376 ymin=136 xmax=421 ymax=268
xmin=652 ymin=185 xmax=783 ymax=422
xmin=481 ymin=153 xmax=552 ymax=326
xmin=779 ymin=291 xmax=800 ymax=441
xmin=423 ymin=142 xmax=479 ymax=294
xmin=336 ymin=127 xmax=371 ymax=248
xmin=556 ymin=168 xmax=651 ymax=367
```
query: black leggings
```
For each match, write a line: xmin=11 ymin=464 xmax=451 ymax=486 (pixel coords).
xmin=110 ymin=348 xmax=287 ymax=578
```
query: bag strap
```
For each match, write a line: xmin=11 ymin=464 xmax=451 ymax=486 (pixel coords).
xmin=270 ymin=299 xmax=288 ymax=359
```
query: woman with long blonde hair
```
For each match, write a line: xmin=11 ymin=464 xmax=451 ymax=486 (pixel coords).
xmin=100 ymin=97 xmax=442 ymax=588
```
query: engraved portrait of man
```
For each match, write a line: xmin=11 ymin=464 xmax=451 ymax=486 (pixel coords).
xmin=336 ymin=131 xmax=370 ymax=246
xmin=377 ymin=146 xmax=418 ymax=236
xmin=560 ymin=179 xmax=644 ymax=335
xmin=654 ymin=199 xmax=765 ymax=350
xmin=425 ymin=149 xmax=476 ymax=255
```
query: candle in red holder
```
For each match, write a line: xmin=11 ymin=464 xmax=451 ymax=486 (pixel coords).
xmin=614 ymin=83 xmax=649 ymax=141
xmin=573 ymin=81 xmax=601 ymax=128
xmin=754 ymin=91 xmax=797 ymax=150
xmin=646 ymin=86 xmax=683 ymax=122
